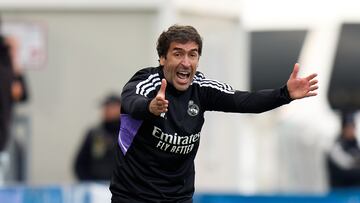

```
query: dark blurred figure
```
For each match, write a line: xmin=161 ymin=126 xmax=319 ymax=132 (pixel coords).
xmin=0 ymin=16 xmax=28 ymax=152
xmin=74 ymin=94 xmax=121 ymax=181
xmin=327 ymin=111 xmax=360 ymax=188
xmin=1 ymin=16 xmax=29 ymax=184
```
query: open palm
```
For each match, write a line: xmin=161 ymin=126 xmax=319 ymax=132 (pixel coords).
xmin=287 ymin=63 xmax=318 ymax=99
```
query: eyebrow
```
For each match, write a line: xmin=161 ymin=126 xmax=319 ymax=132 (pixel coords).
xmin=172 ymin=47 xmax=199 ymax=52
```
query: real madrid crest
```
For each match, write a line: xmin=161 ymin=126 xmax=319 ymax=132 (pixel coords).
xmin=187 ymin=100 xmax=199 ymax=117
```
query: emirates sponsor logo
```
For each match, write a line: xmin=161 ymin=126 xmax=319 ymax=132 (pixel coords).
xmin=152 ymin=126 xmax=200 ymax=154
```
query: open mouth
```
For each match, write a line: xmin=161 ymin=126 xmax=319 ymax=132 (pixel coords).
xmin=172 ymin=68 xmax=193 ymax=90
xmin=176 ymin=71 xmax=191 ymax=80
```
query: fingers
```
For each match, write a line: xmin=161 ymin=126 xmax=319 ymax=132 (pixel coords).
xmin=149 ymin=96 xmax=169 ymax=116
xmin=149 ymin=79 xmax=169 ymax=116
xmin=290 ymin=63 xmax=300 ymax=79
xmin=291 ymin=63 xmax=318 ymax=81
xmin=157 ymin=79 xmax=167 ymax=99
xmin=308 ymin=75 xmax=318 ymax=93
xmin=155 ymin=97 xmax=168 ymax=110
xmin=306 ymin=81 xmax=319 ymax=98
xmin=155 ymin=78 xmax=168 ymax=111
xmin=309 ymin=79 xmax=318 ymax=86
xmin=288 ymin=63 xmax=319 ymax=100
xmin=309 ymin=85 xmax=318 ymax=92
xmin=306 ymin=73 xmax=318 ymax=81
xmin=305 ymin=76 xmax=318 ymax=97
xmin=306 ymin=92 xmax=318 ymax=98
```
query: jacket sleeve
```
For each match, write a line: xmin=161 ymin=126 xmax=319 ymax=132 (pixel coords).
xmin=199 ymin=76 xmax=293 ymax=113
xmin=120 ymin=68 xmax=159 ymax=120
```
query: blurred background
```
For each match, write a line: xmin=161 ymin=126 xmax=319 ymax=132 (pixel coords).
xmin=1 ymin=0 xmax=360 ymax=202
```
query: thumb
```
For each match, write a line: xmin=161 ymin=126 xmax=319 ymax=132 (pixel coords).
xmin=290 ymin=63 xmax=300 ymax=79
xmin=157 ymin=79 xmax=167 ymax=98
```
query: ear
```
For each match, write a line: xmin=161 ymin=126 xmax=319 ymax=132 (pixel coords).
xmin=159 ymin=56 xmax=166 ymax=66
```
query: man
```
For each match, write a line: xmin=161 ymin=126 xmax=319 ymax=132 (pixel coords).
xmin=0 ymin=35 xmax=13 ymax=152
xmin=327 ymin=111 xmax=360 ymax=188
xmin=0 ymin=30 xmax=28 ymax=152
xmin=74 ymin=94 xmax=121 ymax=181
xmin=110 ymin=25 xmax=318 ymax=202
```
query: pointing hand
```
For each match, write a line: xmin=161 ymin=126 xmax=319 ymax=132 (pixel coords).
xmin=149 ymin=79 xmax=169 ymax=116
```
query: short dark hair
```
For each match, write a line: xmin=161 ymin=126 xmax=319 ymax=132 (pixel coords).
xmin=101 ymin=94 xmax=121 ymax=107
xmin=156 ymin=25 xmax=202 ymax=58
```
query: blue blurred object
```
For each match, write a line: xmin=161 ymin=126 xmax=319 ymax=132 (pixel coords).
xmin=2 ymin=184 xmax=360 ymax=203
xmin=23 ymin=186 xmax=62 ymax=203
xmin=0 ymin=187 xmax=21 ymax=203
xmin=194 ymin=190 xmax=360 ymax=203
xmin=0 ymin=186 xmax=62 ymax=203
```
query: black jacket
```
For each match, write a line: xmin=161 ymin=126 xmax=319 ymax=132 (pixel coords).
xmin=0 ymin=36 xmax=29 ymax=151
xmin=110 ymin=66 xmax=292 ymax=202
xmin=327 ymin=137 xmax=360 ymax=188
xmin=75 ymin=122 xmax=119 ymax=181
xmin=0 ymin=36 xmax=15 ymax=151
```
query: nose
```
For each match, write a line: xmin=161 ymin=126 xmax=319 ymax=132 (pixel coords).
xmin=180 ymin=56 xmax=191 ymax=67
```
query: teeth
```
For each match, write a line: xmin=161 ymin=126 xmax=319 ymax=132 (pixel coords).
xmin=177 ymin=72 xmax=190 ymax=79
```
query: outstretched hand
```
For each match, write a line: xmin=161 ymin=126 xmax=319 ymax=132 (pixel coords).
xmin=287 ymin=63 xmax=318 ymax=100
xmin=149 ymin=79 xmax=169 ymax=116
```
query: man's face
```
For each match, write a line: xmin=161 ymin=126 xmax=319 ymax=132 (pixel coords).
xmin=103 ymin=103 xmax=121 ymax=122
xmin=343 ymin=124 xmax=356 ymax=140
xmin=160 ymin=41 xmax=200 ymax=91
